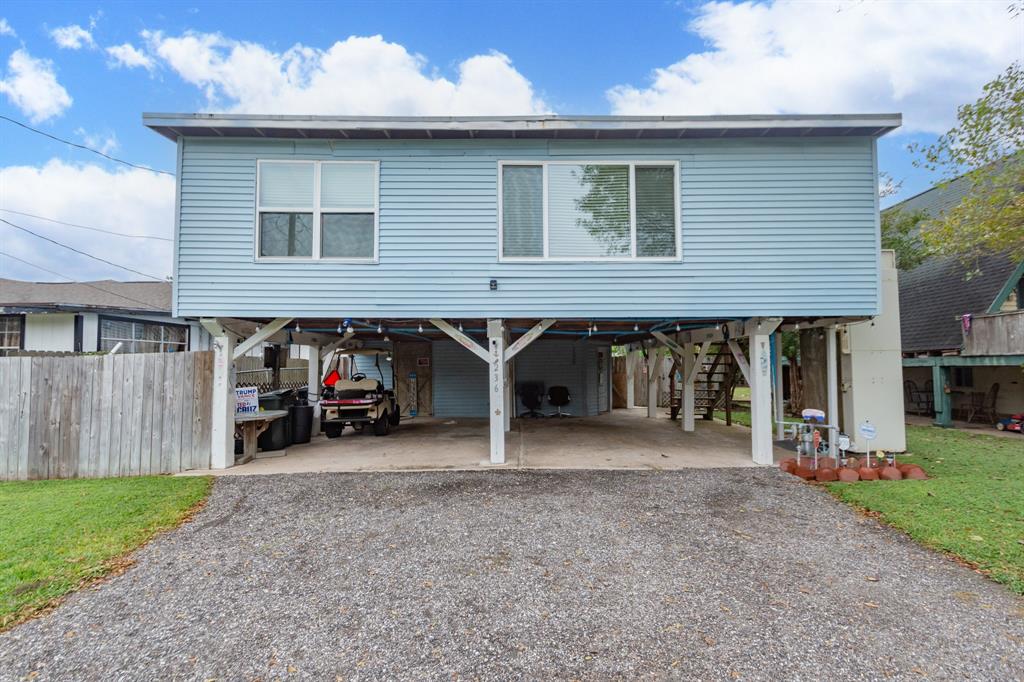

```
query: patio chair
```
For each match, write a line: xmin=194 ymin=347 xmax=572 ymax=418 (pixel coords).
xmin=546 ymin=386 xmax=572 ymax=418
xmin=966 ymin=383 xmax=1000 ymax=424
xmin=517 ymin=382 xmax=545 ymax=418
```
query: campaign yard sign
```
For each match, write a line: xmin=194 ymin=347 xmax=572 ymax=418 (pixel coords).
xmin=235 ymin=386 xmax=259 ymax=415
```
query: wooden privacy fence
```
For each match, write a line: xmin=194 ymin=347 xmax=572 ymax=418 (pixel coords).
xmin=0 ymin=351 xmax=213 ymax=480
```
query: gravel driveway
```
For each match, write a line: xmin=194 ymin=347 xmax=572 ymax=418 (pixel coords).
xmin=2 ymin=470 xmax=1022 ymax=681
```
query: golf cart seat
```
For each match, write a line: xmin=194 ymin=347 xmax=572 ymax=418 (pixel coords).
xmin=334 ymin=378 xmax=383 ymax=392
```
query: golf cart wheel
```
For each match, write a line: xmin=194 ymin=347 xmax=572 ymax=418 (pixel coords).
xmin=996 ymin=421 xmax=1006 ymax=431
xmin=389 ymin=408 xmax=400 ymax=426
xmin=374 ymin=412 xmax=391 ymax=436
xmin=324 ymin=423 xmax=343 ymax=438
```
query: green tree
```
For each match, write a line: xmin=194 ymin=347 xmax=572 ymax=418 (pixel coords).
xmin=881 ymin=207 xmax=928 ymax=270
xmin=911 ymin=62 xmax=1024 ymax=268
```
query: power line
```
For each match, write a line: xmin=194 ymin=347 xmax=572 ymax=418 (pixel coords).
xmin=0 ymin=217 xmax=165 ymax=281
xmin=0 ymin=251 xmax=165 ymax=311
xmin=0 ymin=208 xmax=173 ymax=241
xmin=0 ymin=115 xmax=175 ymax=177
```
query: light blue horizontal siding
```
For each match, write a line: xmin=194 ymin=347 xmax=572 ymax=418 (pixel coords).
xmin=174 ymin=137 xmax=880 ymax=318
xmin=432 ymin=341 xmax=487 ymax=418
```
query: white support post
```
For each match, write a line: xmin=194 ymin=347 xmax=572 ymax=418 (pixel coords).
xmin=773 ymin=331 xmax=785 ymax=440
xmin=646 ymin=347 xmax=660 ymax=418
xmin=487 ymin=319 xmax=506 ymax=464
xmin=625 ymin=349 xmax=636 ymax=408
xmin=307 ymin=345 xmax=321 ymax=435
xmin=826 ymin=325 xmax=839 ymax=459
xmin=682 ymin=342 xmax=696 ymax=432
xmin=503 ymin=327 xmax=512 ymax=432
xmin=747 ymin=319 xmax=782 ymax=465
xmin=210 ymin=333 xmax=236 ymax=470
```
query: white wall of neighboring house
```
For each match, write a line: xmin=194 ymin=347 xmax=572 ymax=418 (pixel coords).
xmin=20 ymin=312 xmax=210 ymax=353
xmin=23 ymin=313 xmax=77 ymax=351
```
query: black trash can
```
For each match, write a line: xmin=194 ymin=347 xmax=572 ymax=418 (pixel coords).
xmin=257 ymin=390 xmax=292 ymax=451
xmin=289 ymin=404 xmax=314 ymax=444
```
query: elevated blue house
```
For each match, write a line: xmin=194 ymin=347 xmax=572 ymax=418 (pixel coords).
xmin=145 ymin=113 xmax=901 ymax=469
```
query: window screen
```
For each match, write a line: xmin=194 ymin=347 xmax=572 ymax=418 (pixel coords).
xmin=259 ymin=213 xmax=313 ymax=257
xmin=501 ymin=165 xmax=543 ymax=257
xmin=322 ymin=214 xmax=374 ymax=258
xmin=635 ymin=166 xmax=677 ymax=257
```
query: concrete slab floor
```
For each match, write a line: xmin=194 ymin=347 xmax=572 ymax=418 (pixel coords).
xmin=183 ymin=408 xmax=789 ymax=476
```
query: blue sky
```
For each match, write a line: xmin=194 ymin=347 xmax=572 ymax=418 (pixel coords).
xmin=0 ymin=0 xmax=1020 ymax=281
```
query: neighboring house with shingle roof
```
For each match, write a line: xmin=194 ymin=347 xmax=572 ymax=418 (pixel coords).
xmin=0 ymin=278 xmax=210 ymax=354
xmin=887 ymin=175 xmax=1024 ymax=424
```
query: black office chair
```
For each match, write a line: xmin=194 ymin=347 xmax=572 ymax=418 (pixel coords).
xmin=547 ymin=386 xmax=572 ymax=417
xmin=517 ymin=382 xmax=545 ymax=418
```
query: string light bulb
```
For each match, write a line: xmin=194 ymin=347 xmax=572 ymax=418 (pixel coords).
xmin=377 ymin=322 xmax=383 ymax=334
xmin=418 ymin=322 xmax=423 ymax=333
xmin=337 ymin=322 xmax=343 ymax=334
xmin=346 ymin=324 xmax=354 ymax=334
xmin=675 ymin=323 xmax=681 ymax=332
xmin=458 ymin=322 xmax=463 ymax=332
xmin=295 ymin=323 xmax=301 ymax=333
xmin=633 ymin=323 xmax=639 ymax=332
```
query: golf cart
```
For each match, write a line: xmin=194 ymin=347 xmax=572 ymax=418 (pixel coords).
xmin=320 ymin=348 xmax=400 ymax=438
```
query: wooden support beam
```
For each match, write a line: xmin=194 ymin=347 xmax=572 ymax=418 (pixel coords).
xmin=504 ymin=318 xmax=555 ymax=362
xmin=684 ymin=343 xmax=710 ymax=386
xmin=430 ymin=319 xmax=489 ymax=362
xmin=727 ymin=339 xmax=751 ymax=386
xmin=650 ymin=331 xmax=687 ymax=358
xmin=232 ymin=317 xmax=293 ymax=360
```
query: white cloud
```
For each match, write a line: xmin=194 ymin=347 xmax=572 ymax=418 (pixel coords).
xmin=142 ymin=31 xmax=548 ymax=115
xmin=106 ymin=42 xmax=154 ymax=71
xmin=0 ymin=49 xmax=72 ymax=123
xmin=0 ymin=18 xmax=15 ymax=37
xmin=50 ymin=24 xmax=95 ymax=50
xmin=607 ymin=1 xmax=1023 ymax=134
xmin=75 ymin=128 xmax=119 ymax=155
xmin=0 ymin=160 xmax=175 ymax=281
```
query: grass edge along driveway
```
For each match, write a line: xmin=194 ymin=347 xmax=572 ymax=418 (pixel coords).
xmin=827 ymin=425 xmax=1024 ymax=596
xmin=715 ymin=411 xmax=1023 ymax=595
xmin=0 ymin=475 xmax=212 ymax=631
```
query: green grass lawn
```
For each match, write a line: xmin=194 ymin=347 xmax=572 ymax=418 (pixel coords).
xmin=714 ymin=410 xmax=1024 ymax=594
xmin=0 ymin=476 xmax=211 ymax=630
xmin=828 ymin=425 xmax=1024 ymax=595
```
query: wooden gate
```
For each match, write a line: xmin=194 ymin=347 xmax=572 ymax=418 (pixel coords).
xmin=0 ymin=351 xmax=213 ymax=480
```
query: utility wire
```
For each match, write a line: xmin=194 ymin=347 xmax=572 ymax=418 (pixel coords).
xmin=0 ymin=218 xmax=165 ymax=281
xmin=0 ymin=208 xmax=173 ymax=241
xmin=0 ymin=114 xmax=175 ymax=176
xmin=0 ymin=250 xmax=164 ymax=311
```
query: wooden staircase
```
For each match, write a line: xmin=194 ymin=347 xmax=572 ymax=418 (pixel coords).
xmin=670 ymin=342 xmax=744 ymax=423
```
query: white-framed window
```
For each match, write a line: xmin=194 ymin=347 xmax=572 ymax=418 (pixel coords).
xmin=498 ymin=160 xmax=680 ymax=261
xmin=256 ymin=160 xmax=379 ymax=262
xmin=99 ymin=316 xmax=189 ymax=354
xmin=0 ymin=315 xmax=24 ymax=352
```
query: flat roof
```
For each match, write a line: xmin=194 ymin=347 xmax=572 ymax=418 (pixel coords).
xmin=143 ymin=113 xmax=901 ymax=142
